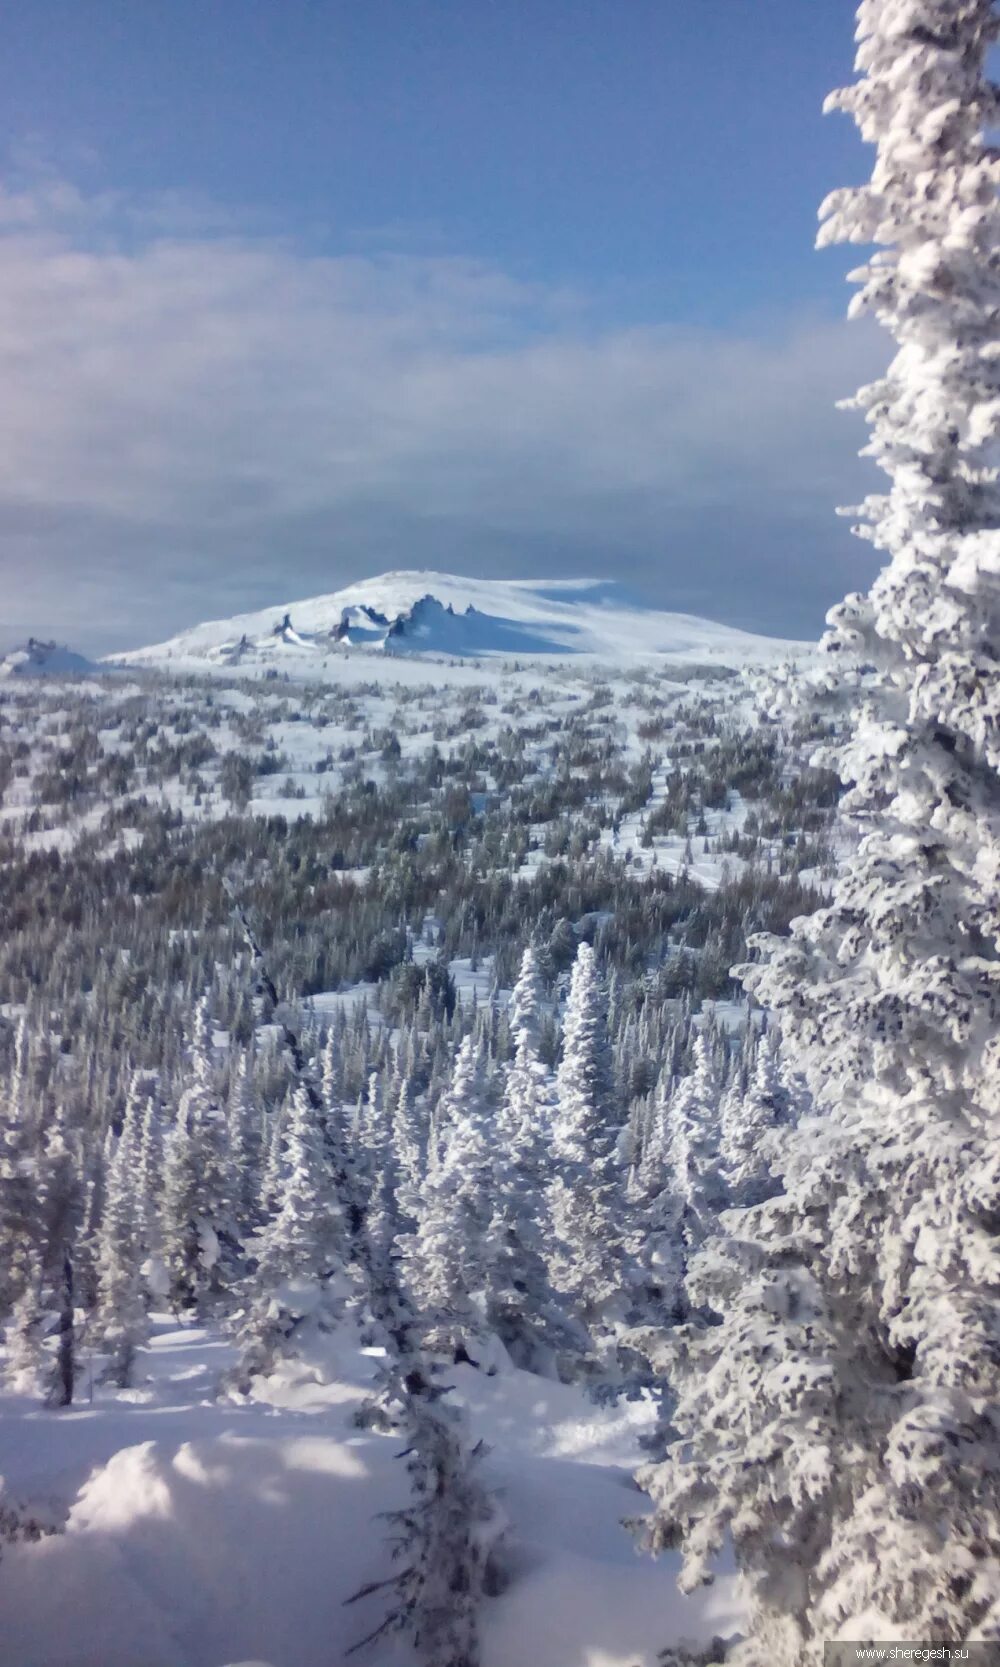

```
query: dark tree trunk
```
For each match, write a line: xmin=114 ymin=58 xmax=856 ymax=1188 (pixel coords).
xmin=49 ymin=1251 xmax=74 ymax=1408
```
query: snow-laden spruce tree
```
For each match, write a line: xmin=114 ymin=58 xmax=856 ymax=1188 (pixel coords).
xmin=260 ymin=1092 xmax=289 ymax=1220
xmin=347 ymin=1366 xmax=504 ymax=1667
xmin=630 ymin=1071 xmax=686 ymax=1310
xmin=507 ymin=942 xmax=546 ymax=1056
xmin=256 ymin=1082 xmax=343 ymax=1291
xmin=659 ymin=1031 xmax=726 ymax=1254
xmin=160 ymin=1094 xmax=227 ymax=1310
xmin=237 ymin=1083 xmax=346 ymax=1385
xmin=640 ymin=5 xmax=1000 ymax=1658
xmin=392 ymin=1072 xmax=426 ymax=1233
xmin=401 ymin=1035 xmax=496 ymax=1360
xmin=628 ymin=1031 xmax=728 ymax=1350
xmin=36 ymin=1100 xmax=83 ymax=1407
xmin=718 ymin=1028 xmax=789 ymax=1210
xmin=550 ymin=943 xmax=615 ymax=1166
xmin=498 ymin=944 xmax=555 ymax=1172
xmin=94 ymin=1080 xmax=149 ymax=1386
xmin=546 ymin=943 xmax=631 ymax=1343
xmin=135 ymin=1089 xmax=163 ymax=1263
xmin=360 ymin=1078 xmax=414 ymax=1346
xmin=0 ymin=1025 xmax=35 ymax=1316
xmin=427 ymin=1029 xmax=486 ymax=1175
xmin=484 ymin=946 xmax=578 ymax=1372
xmin=159 ymin=1001 xmax=233 ymax=1310
xmin=225 ymin=1045 xmax=261 ymax=1235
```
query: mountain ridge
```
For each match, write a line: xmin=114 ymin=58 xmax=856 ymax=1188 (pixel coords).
xmin=0 ymin=637 xmax=97 ymax=680
xmin=109 ymin=571 xmax=808 ymax=671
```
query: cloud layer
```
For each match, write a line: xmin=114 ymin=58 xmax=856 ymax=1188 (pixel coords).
xmin=0 ymin=182 xmax=884 ymax=652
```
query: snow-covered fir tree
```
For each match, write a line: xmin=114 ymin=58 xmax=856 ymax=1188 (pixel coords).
xmin=659 ymin=1030 xmax=726 ymax=1254
xmin=629 ymin=1069 xmax=688 ymax=1328
xmin=224 ymin=1044 xmax=260 ymax=1234
xmin=237 ymin=1081 xmax=347 ymax=1383
xmin=0 ymin=1019 xmax=36 ymax=1316
xmin=427 ymin=1028 xmax=486 ymax=1176
xmin=401 ymin=1034 xmax=495 ymax=1360
xmin=391 ymin=1072 xmax=426 ymax=1233
xmin=260 ymin=1091 xmax=289 ymax=1221
xmin=546 ymin=942 xmax=632 ymax=1345
xmin=718 ymin=1027 xmax=789 ymax=1209
xmin=355 ymin=1069 xmax=413 ymax=1345
xmin=484 ymin=946 xmax=576 ymax=1372
xmin=93 ymin=1079 xmax=149 ymax=1385
xmin=36 ymin=1100 xmax=83 ymax=1406
xmin=256 ymin=1082 xmax=342 ymax=1291
xmin=348 ymin=1361 xmax=503 ymax=1667
xmin=159 ymin=999 xmax=232 ymax=1310
xmin=640 ymin=5 xmax=1000 ymax=1658
xmin=3 ymin=1252 xmax=46 ymax=1393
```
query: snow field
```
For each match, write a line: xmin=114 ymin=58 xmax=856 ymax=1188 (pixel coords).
xmin=0 ymin=1314 xmax=743 ymax=1667
xmin=0 ymin=1315 xmax=416 ymax=1667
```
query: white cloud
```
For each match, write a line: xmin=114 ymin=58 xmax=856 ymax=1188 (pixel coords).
xmin=0 ymin=180 xmax=884 ymax=650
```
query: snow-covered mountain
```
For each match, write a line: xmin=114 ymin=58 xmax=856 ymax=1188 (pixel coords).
xmin=0 ymin=637 xmax=96 ymax=679
xmin=111 ymin=571 xmax=806 ymax=671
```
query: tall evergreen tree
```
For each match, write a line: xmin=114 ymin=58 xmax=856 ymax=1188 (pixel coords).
xmin=718 ymin=1029 xmax=789 ymax=1210
xmin=160 ymin=1000 xmax=232 ymax=1309
xmin=659 ymin=1031 xmax=726 ymax=1255
xmin=256 ymin=1083 xmax=342 ymax=1290
xmin=546 ymin=944 xmax=631 ymax=1341
xmin=94 ymin=1081 xmax=148 ymax=1386
xmin=36 ymin=1101 xmax=84 ymax=1406
xmin=640 ymin=6 xmax=1000 ymax=1658
xmin=237 ymin=1083 xmax=347 ymax=1385
xmin=486 ymin=946 xmax=574 ymax=1372
xmin=402 ymin=1035 xmax=495 ymax=1360
xmin=0 ymin=1024 xmax=36 ymax=1316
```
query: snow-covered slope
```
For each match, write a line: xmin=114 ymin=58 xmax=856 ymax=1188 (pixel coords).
xmin=0 ymin=1313 xmax=743 ymax=1667
xmin=111 ymin=571 xmax=806 ymax=673
xmin=0 ymin=637 xmax=96 ymax=679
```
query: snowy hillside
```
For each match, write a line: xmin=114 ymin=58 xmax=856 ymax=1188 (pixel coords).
xmin=111 ymin=571 xmax=806 ymax=673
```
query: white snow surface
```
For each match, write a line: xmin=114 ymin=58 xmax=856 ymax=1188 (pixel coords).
xmin=111 ymin=570 xmax=805 ymax=672
xmin=0 ymin=1316 xmax=744 ymax=1667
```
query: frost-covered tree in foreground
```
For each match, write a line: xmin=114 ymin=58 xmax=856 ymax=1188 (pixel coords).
xmin=486 ymin=946 xmax=575 ymax=1372
xmin=160 ymin=1000 xmax=231 ymax=1310
xmin=641 ymin=4 xmax=1000 ymax=1659
xmin=402 ymin=1035 xmax=495 ymax=1360
xmin=348 ymin=1362 xmax=503 ymax=1667
xmin=94 ymin=1081 xmax=148 ymax=1386
xmin=256 ymin=1083 xmax=341 ymax=1291
xmin=547 ymin=943 xmax=631 ymax=1346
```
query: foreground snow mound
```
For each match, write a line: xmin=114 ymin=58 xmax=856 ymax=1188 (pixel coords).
xmin=0 ymin=1319 xmax=415 ymax=1667
xmin=0 ymin=1317 xmax=744 ymax=1667
xmin=1 ymin=1433 xmax=408 ymax=1667
xmin=111 ymin=569 xmax=805 ymax=672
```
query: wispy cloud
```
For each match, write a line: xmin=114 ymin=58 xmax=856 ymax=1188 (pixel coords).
xmin=0 ymin=177 xmax=883 ymax=652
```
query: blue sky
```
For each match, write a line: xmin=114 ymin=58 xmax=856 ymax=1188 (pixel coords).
xmin=0 ymin=1 xmax=884 ymax=651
